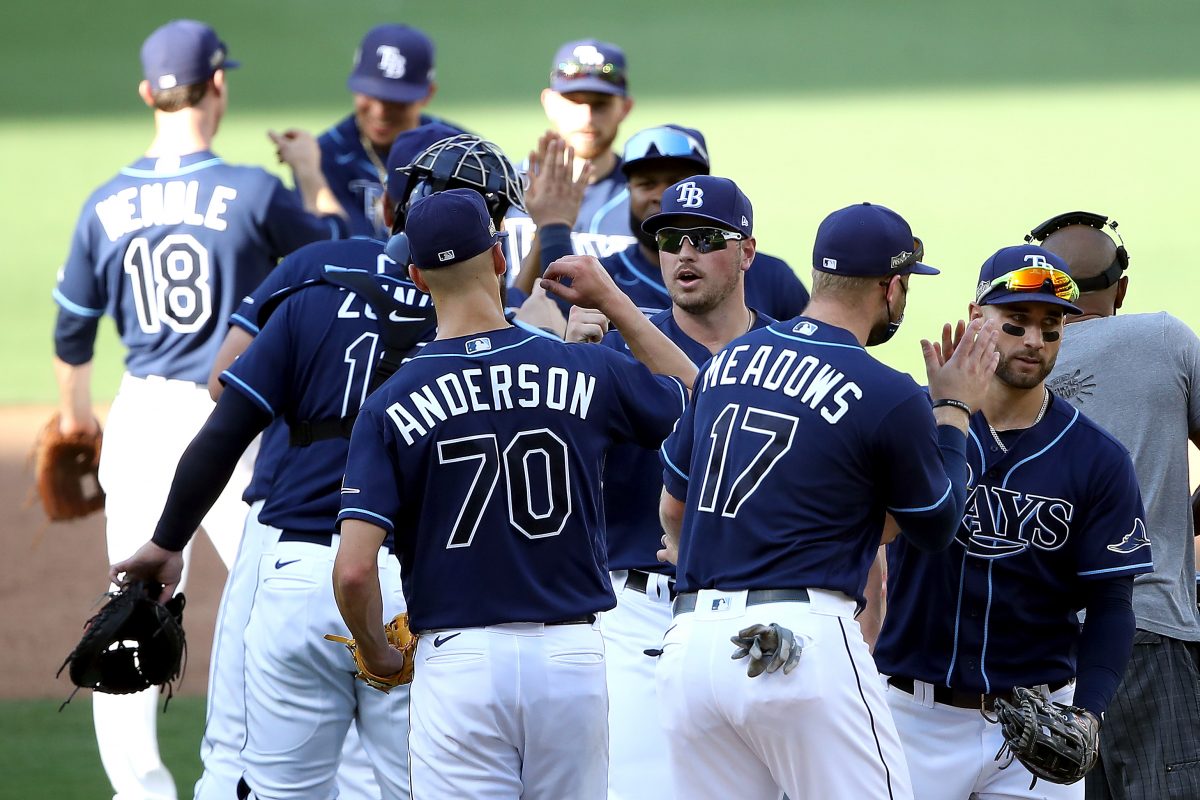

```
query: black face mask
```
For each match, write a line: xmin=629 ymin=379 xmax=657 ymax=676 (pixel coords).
xmin=865 ymin=278 xmax=905 ymax=347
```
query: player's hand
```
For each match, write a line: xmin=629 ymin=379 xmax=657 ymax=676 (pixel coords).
xmin=512 ymin=282 xmax=567 ymax=337
xmin=657 ymin=533 xmax=679 ymax=566
xmin=924 ymin=320 xmax=968 ymax=368
xmin=524 ymin=131 xmax=592 ymax=229
xmin=109 ymin=542 xmax=183 ymax=603
xmin=923 ymin=317 xmax=999 ymax=415
xmin=730 ymin=623 xmax=802 ymax=678
xmin=268 ymin=128 xmax=321 ymax=176
xmin=880 ymin=513 xmax=901 ymax=545
xmin=360 ymin=639 xmax=409 ymax=682
xmin=565 ymin=306 xmax=610 ymax=344
xmin=541 ymin=255 xmax=622 ymax=312
xmin=58 ymin=413 xmax=100 ymax=437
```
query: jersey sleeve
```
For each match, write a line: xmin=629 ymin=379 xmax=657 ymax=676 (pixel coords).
xmin=659 ymin=390 xmax=698 ymax=502
xmin=260 ymin=177 xmax=347 ymax=260
xmin=600 ymin=347 xmax=688 ymax=449
xmin=230 ymin=251 xmax=313 ymax=334
xmin=875 ymin=391 xmax=958 ymax=514
xmin=1074 ymin=446 xmax=1152 ymax=580
xmin=219 ymin=297 xmax=297 ymax=418
xmin=53 ymin=209 xmax=106 ymax=320
xmin=337 ymin=403 xmax=402 ymax=534
xmin=758 ymin=257 xmax=810 ymax=320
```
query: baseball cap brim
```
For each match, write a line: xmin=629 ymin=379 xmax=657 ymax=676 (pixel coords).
xmin=347 ymin=75 xmax=432 ymax=103
xmin=551 ymin=77 xmax=626 ymax=96
xmin=901 ymin=262 xmax=940 ymax=276
xmin=981 ymin=290 xmax=1082 ymax=315
xmin=642 ymin=211 xmax=747 ymax=238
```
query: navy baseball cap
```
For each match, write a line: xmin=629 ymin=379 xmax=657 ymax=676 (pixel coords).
xmin=406 ymin=189 xmax=507 ymax=269
xmin=550 ymin=40 xmax=627 ymax=96
xmin=622 ymin=125 xmax=710 ymax=176
xmin=141 ymin=20 xmax=239 ymax=91
xmin=348 ymin=25 xmax=435 ymax=103
xmin=975 ymin=244 xmax=1083 ymax=314
xmin=812 ymin=202 xmax=938 ymax=277
xmin=385 ymin=122 xmax=462 ymax=202
xmin=642 ymin=176 xmax=753 ymax=238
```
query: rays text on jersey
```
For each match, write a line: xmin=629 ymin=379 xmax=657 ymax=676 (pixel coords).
xmin=958 ymin=484 xmax=1075 ymax=558
xmin=386 ymin=365 xmax=596 ymax=446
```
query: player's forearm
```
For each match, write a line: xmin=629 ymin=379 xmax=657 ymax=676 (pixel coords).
xmin=333 ymin=519 xmax=391 ymax=659
xmin=659 ymin=490 xmax=685 ymax=565
xmin=1074 ymin=575 xmax=1135 ymax=716
xmin=53 ymin=357 xmax=96 ymax=434
xmin=293 ymin=167 xmax=347 ymax=220
xmin=607 ymin=299 xmax=697 ymax=390
xmin=860 ymin=547 xmax=887 ymax=653
xmin=894 ymin=426 xmax=969 ymax=552
xmin=515 ymin=236 xmax=544 ymax=295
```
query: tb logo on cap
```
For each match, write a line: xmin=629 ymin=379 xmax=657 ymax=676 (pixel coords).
xmin=1024 ymin=253 xmax=1051 ymax=269
xmin=377 ymin=46 xmax=407 ymax=79
xmin=573 ymin=44 xmax=605 ymax=66
xmin=676 ymin=181 xmax=704 ymax=209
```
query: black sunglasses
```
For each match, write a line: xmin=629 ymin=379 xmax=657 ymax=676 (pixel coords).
xmin=656 ymin=227 xmax=744 ymax=255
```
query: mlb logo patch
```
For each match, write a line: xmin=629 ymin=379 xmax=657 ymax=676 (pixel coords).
xmin=822 ymin=257 xmax=837 ymax=270
xmin=710 ymin=597 xmax=728 ymax=612
xmin=793 ymin=321 xmax=818 ymax=336
xmin=465 ymin=337 xmax=492 ymax=354
xmin=438 ymin=249 xmax=456 ymax=262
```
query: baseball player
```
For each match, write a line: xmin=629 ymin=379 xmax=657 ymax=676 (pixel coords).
xmin=508 ymin=39 xmax=637 ymax=290
xmin=603 ymin=125 xmax=809 ymax=320
xmin=112 ymin=226 xmax=436 ymax=798
xmin=192 ymin=126 xmax=527 ymax=800
xmin=51 ymin=20 xmax=346 ymax=800
xmin=1037 ymin=214 xmax=1200 ymax=800
xmin=569 ymin=174 xmax=775 ymax=799
xmin=873 ymin=244 xmax=1152 ymax=799
xmin=655 ymin=202 xmax=999 ymax=799
xmin=313 ymin=24 xmax=463 ymax=238
xmin=333 ymin=188 xmax=697 ymax=798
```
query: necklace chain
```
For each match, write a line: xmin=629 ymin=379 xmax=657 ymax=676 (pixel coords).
xmin=988 ymin=388 xmax=1050 ymax=454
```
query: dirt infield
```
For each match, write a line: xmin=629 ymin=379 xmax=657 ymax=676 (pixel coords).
xmin=1 ymin=406 xmax=225 ymax=699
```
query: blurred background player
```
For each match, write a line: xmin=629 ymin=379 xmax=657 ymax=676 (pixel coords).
xmin=656 ymin=202 xmax=995 ymax=799
xmin=1037 ymin=213 xmax=1200 ymax=800
xmin=51 ymin=19 xmax=346 ymax=800
xmin=875 ymin=244 xmax=1151 ymax=800
xmin=303 ymin=24 xmax=461 ymax=238
xmin=333 ymin=189 xmax=697 ymax=798
xmin=110 ymin=226 xmax=432 ymax=799
xmin=602 ymin=124 xmax=808 ymax=320
xmin=508 ymin=39 xmax=635 ymax=287
xmin=566 ymin=174 xmax=775 ymax=799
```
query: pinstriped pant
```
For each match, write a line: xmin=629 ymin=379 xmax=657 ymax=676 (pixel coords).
xmin=1085 ymin=631 xmax=1200 ymax=800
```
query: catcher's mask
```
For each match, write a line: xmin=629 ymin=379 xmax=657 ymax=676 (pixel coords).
xmin=391 ymin=134 xmax=525 ymax=234
xmin=1025 ymin=211 xmax=1128 ymax=293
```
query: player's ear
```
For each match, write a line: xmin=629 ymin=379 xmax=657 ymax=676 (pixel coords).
xmin=968 ymin=302 xmax=984 ymax=321
xmin=492 ymin=243 xmax=507 ymax=278
xmin=739 ymin=237 xmax=756 ymax=272
xmin=422 ymin=82 xmax=438 ymax=106
xmin=618 ymin=96 xmax=634 ymax=121
xmin=138 ymin=80 xmax=155 ymax=108
xmin=540 ymin=88 xmax=559 ymax=116
xmin=409 ymin=265 xmax=430 ymax=294
xmin=1114 ymin=275 xmax=1129 ymax=310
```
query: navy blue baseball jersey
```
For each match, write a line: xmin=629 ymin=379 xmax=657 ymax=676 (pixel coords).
xmin=220 ymin=240 xmax=431 ymax=532
xmin=602 ymin=309 xmax=774 ymax=574
xmin=503 ymin=158 xmax=635 ymax=273
xmin=601 ymin=243 xmax=810 ymax=321
xmin=660 ymin=317 xmax=965 ymax=603
xmin=873 ymin=396 xmax=1152 ymax=693
xmin=337 ymin=326 xmax=689 ymax=631
xmin=54 ymin=151 xmax=345 ymax=384
xmin=318 ymin=114 xmax=464 ymax=238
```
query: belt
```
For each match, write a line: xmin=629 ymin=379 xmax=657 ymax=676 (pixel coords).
xmin=888 ymin=676 xmax=1072 ymax=711
xmin=279 ymin=531 xmax=333 ymax=546
xmin=545 ymin=613 xmax=597 ymax=626
xmin=624 ymin=569 xmax=677 ymax=599
xmin=673 ymin=588 xmax=810 ymax=616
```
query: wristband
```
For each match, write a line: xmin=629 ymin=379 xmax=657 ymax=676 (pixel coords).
xmin=931 ymin=398 xmax=972 ymax=416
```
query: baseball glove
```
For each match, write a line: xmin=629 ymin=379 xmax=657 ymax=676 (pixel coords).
xmin=57 ymin=580 xmax=186 ymax=708
xmin=32 ymin=413 xmax=104 ymax=521
xmin=992 ymin=686 xmax=1100 ymax=786
xmin=324 ymin=612 xmax=418 ymax=693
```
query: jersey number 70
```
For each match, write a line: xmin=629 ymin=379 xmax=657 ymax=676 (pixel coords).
xmin=697 ymin=403 xmax=798 ymax=517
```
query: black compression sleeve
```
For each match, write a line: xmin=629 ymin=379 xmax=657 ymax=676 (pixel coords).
xmin=892 ymin=425 xmax=969 ymax=552
xmin=538 ymin=223 xmax=576 ymax=315
xmin=151 ymin=389 xmax=271 ymax=551
xmin=1073 ymin=575 xmax=1135 ymax=716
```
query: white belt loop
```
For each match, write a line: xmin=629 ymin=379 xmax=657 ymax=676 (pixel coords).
xmin=612 ymin=569 xmax=630 ymax=592
xmin=914 ymin=678 xmax=935 ymax=708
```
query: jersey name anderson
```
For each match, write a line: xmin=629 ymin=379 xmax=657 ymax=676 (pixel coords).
xmin=385 ymin=362 xmax=596 ymax=445
xmin=701 ymin=342 xmax=862 ymax=424
xmin=94 ymin=180 xmax=237 ymax=241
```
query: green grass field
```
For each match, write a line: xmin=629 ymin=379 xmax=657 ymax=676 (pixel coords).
xmin=2 ymin=2 xmax=1199 ymax=796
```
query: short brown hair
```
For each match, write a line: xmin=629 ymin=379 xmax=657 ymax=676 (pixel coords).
xmin=150 ymin=82 xmax=209 ymax=113
xmin=810 ymin=270 xmax=881 ymax=300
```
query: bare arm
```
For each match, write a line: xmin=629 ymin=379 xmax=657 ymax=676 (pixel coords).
xmin=658 ymin=488 xmax=685 ymax=566
xmin=53 ymin=357 xmax=98 ymax=435
xmin=207 ymin=327 xmax=255 ymax=401
xmin=333 ymin=519 xmax=406 ymax=676
xmin=515 ymin=132 xmax=590 ymax=296
xmin=542 ymin=255 xmax=697 ymax=389
xmin=269 ymin=129 xmax=347 ymax=220
xmin=860 ymin=546 xmax=888 ymax=653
